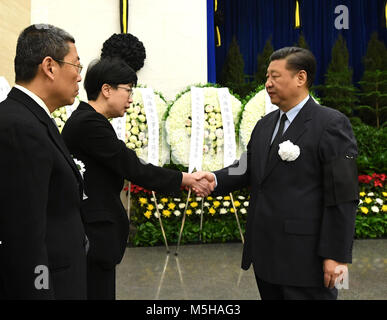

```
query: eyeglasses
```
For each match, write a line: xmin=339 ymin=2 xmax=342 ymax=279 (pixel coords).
xmin=117 ymin=86 xmax=133 ymax=97
xmin=55 ymin=59 xmax=83 ymax=74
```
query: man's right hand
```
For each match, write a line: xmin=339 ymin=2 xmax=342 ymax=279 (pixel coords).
xmin=181 ymin=172 xmax=215 ymax=197
xmin=191 ymin=171 xmax=216 ymax=196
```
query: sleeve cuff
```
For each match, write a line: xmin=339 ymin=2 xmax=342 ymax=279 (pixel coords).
xmin=211 ymin=172 xmax=218 ymax=188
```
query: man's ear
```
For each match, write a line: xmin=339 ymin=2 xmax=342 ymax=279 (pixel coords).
xmin=297 ymin=70 xmax=308 ymax=87
xmin=100 ymin=83 xmax=111 ymax=98
xmin=40 ymin=57 xmax=56 ymax=81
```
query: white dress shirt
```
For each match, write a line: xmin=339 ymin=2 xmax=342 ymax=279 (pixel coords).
xmin=270 ymin=95 xmax=310 ymax=143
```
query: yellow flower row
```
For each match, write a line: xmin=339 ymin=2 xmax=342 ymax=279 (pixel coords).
xmin=142 ymin=206 xmax=246 ymax=219
xmin=359 ymin=191 xmax=387 ymax=197
xmin=359 ymin=205 xmax=387 ymax=215
xmin=138 ymin=197 xmax=245 ymax=211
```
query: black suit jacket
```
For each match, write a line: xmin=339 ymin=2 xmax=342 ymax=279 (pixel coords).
xmin=0 ymin=88 xmax=87 ymax=299
xmin=62 ymin=101 xmax=182 ymax=269
xmin=214 ymin=98 xmax=358 ymax=287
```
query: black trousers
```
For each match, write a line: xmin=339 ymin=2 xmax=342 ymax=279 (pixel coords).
xmin=86 ymin=257 xmax=116 ymax=300
xmin=253 ymin=265 xmax=338 ymax=300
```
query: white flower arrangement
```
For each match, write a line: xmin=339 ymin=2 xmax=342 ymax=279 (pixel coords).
xmin=278 ymin=140 xmax=300 ymax=161
xmin=122 ymin=87 xmax=169 ymax=166
xmin=165 ymin=85 xmax=242 ymax=171
xmin=52 ymin=107 xmax=68 ymax=133
xmin=52 ymin=98 xmax=80 ymax=132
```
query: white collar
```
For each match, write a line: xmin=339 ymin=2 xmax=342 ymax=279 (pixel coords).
xmin=14 ymin=84 xmax=51 ymax=117
xmin=280 ymin=95 xmax=310 ymax=123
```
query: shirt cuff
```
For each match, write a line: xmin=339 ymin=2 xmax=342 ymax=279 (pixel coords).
xmin=211 ymin=172 xmax=218 ymax=188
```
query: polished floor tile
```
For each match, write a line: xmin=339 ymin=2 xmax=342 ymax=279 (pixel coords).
xmin=116 ymin=239 xmax=387 ymax=300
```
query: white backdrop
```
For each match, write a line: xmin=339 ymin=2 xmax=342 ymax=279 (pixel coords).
xmin=31 ymin=0 xmax=208 ymax=101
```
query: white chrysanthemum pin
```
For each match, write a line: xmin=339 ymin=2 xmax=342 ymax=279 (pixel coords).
xmin=73 ymin=158 xmax=86 ymax=176
xmin=72 ymin=157 xmax=88 ymax=200
xmin=278 ymin=140 xmax=300 ymax=161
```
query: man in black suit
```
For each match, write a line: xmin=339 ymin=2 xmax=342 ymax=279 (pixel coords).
xmin=0 ymin=24 xmax=87 ymax=299
xmin=195 ymin=47 xmax=358 ymax=300
xmin=62 ymin=57 xmax=213 ymax=300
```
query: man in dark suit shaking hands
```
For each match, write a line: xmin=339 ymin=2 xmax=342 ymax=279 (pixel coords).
xmin=195 ymin=47 xmax=359 ymax=300
xmin=0 ymin=24 xmax=87 ymax=299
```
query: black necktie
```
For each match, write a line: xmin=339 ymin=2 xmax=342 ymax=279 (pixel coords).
xmin=267 ymin=113 xmax=288 ymax=162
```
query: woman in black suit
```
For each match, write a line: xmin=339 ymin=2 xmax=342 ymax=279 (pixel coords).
xmin=62 ymin=58 xmax=213 ymax=300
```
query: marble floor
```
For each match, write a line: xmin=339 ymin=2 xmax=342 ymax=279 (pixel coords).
xmin=116 ymin=239 xmax=387 ymax=300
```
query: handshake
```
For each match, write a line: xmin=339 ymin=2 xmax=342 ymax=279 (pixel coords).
xmin=181 ymin=172 xmax=216 ymax=197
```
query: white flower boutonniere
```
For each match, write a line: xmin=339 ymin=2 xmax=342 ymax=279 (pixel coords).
xmin=73 ymin=158 xmax=86 ymax=177
xmin=73 ymin=157 xmax=88 ymax=200
xmin=278 ymin=140 xmax=300 ymax=161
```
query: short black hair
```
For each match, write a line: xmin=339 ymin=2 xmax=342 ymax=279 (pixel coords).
xmin=269 ymin=47 xmax=316 ymax=88
xmin=84 ymin=58 xmax=138 ymax=101
xmin=15 ymin=24 xmax=75 ymax=83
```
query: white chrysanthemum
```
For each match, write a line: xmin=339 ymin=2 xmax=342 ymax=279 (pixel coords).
xmin=174 ymin=210 xmax=181 ymax=217
xmin=215 ymin=128 xmax=224 ymax=139
xmin=205 ymin=105 xmax=214 ymax=112
xmin=73 ymin=158 xmax=86 ymax=176
xmin=54 ymin=117 xmax=64 ymax=129
xmin=278 ymin=140 xmax=300 ymax=161
xmin=52 ymin=100 xmax=79 ymax=133
xmin=51 ymin=97 xmax=80 ymax=132
xmin=121 ymin=87 xmax=169 ymax=166
xmin=165 ymin=86 xmax=242 ymax=171
xmin=375 ymin=198 xmax=383 ymax=205
xmin=371 ymin=206 xmax=379 ymax=213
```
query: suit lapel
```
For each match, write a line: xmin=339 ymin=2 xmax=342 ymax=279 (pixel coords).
xmin=9 ymin=88 xmax=83 ymax=184
xmin=47 ymin=116 xmax=84 ymax=183
xmin=261 ymin=98 xmax=314 ymax=182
